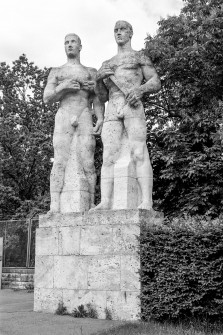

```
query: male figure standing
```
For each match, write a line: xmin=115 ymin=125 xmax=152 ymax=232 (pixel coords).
xmin=44 ymin=33 xmax=104 ymax=212
xmin=94 ymin=21 xmax=161 ymax=210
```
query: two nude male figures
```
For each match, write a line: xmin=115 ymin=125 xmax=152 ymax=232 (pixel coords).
xmin=44 ymin=20 xmax=161 ymax=213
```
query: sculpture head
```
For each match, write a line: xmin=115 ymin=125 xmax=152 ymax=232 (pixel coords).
xmin=64 ymin=33 xmax=82 ymax=59
xmin=114 ymin=20 xmax=133 ymax=46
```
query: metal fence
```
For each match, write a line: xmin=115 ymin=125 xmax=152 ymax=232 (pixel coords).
xmin=0 ymin=218 xmax=39 ymax=268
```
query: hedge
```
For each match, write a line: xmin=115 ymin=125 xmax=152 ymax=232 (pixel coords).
xmin=140 ymin=215 xmax=223 ymax=322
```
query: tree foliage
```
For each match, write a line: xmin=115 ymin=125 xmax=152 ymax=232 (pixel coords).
xmin=0 ymin=55 xmax=56 ymax=219
xmin=144 ymin=0 xmax=223 ymax=217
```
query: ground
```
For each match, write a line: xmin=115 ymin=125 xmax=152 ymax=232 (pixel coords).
xmin=0 ymin=289 xmax=123 ymax=335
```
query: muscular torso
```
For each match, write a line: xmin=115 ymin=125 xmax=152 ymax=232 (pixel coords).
xmin=55 ymin=64 xmax=94 ymax=111
xmin=104 ymin=51 xmax=144 ymax=99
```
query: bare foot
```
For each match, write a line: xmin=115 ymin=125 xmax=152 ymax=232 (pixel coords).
xmin=89 ymin=201 xmax=111 ymax=211
xmin=138 ymin=201 xmax=153 ymax=211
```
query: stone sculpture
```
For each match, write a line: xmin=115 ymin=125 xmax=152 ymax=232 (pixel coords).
xmin=43 ymin=33 xmax=104 ymax=213
xmin=93 ymin=20 xmax=161 ymax=211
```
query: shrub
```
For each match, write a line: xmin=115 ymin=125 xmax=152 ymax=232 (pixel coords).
xmin=72 ymin=303 xmax=98 ymax=319
xmin=140 ymin=215 xmax=223 ymax=323
xmin=55 ymin=302 xmax=68 ymax=315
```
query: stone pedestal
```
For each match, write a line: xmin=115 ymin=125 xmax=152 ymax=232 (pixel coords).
xmin=34 ymin=210 xmax=163 ymax=320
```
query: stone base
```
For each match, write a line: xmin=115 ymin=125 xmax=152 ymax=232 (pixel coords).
xmin=34 ymin=210 xmax=163 ymax=320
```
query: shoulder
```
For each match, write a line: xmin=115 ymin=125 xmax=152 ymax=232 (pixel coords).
xmin=87 ymin=67 xmax=97 ymax=79
xmin=48 ymin=66 xmax=63 ymax=77
xmin=136 ymin=50 xmax=153 ymax=66
xmin=46 ymin=67 xmax=61 ymax=82
xmin=102 ymin=55 xmax=116 ymax=67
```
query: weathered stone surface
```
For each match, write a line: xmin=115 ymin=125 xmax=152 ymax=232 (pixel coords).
xmin=35 ymin=228 xmax=59 ymax=255
xmin=39 ymin=212 xmax=84 ymax=228
xmin=34 ymin=209 xmax=163 ymax=320
xmin=93 ymin=20 xmax=161 ymax=212
xmin=35 ymin=256 xmax=54 ymax=288
xmin=44 ymin=33 xmax=104 ymax=214
xmin=54 ymin=256 xmax=88 ymax=289
xmin=87 ymin=256 xmax=121 ymax=291
xmin=121 ymin=255 xmax=140 ymax=291
xmin=63 ymin=289 xmax=107 ymax=318
xmin=113 ymin=224 xmax=140 ymax=254
xmin=80 ymin=225 xmax=113 ymax=255
xmin=34 ymin=288 xmax=63 ymax=313
xmin=59 ymin=227 xmax=80 ymax=255
xmin=106 ymin=290 xmax=140 ymax=320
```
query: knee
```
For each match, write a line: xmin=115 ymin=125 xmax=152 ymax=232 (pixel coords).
xmin=131 ymin=143 xmax=144 ymax=162
xmin=52 ymin=156 xmax=67 ymax=171
xmin=82 ymin=158 xmax=95 ymax=174
xmin=103 ymin=149 xmax=117 ymax=167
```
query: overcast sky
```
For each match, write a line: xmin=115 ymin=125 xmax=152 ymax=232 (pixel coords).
xmin=1 ymin=0 xmax=183 ymax=70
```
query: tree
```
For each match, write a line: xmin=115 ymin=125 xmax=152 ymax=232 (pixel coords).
xmin=0 ymin=55 xmax=57 ymax=219
xmin=144 ymin=0 xmax=223 ymax=217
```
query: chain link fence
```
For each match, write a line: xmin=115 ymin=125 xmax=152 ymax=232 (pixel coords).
xmin=0 ymin=218 xmax=39 ymax=268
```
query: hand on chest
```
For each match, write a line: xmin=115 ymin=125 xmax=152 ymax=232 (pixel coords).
xmin=57 ymin=66 xmax=91 ymax=84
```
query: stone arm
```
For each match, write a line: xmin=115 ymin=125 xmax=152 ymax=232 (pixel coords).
xmin=92 ymin=95 xmax=105 ymax=135
xmin=43 ymin=68 xmax=81 ymax=104
xmin=88 ymin=68 xmax=105 ymax=135
xmin=126 ymin=57 xmax=161 ymax=106
xmin=95 ymin=62 xmax=113 ymax=103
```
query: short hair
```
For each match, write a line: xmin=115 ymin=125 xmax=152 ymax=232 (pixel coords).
xmin=115 ymin=20 xmax=133 ymax=35
xmin=65 ymin=33 xmax=81 ymax=45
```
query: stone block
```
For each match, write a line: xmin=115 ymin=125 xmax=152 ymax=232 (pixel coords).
xmin=39 ymin=212 xmax=84 ymax=228
xmin=83 ymin=210 xmax=129 ymax=226
xmin=34 ymin=288 xmax=63 ymax=313
xmin=87 ymin=256 xmax=121 ymax=290
xmin=63 ymin=289 xmax=107 ymax=318
xmin=35 ymin=227 xmax=59 ymax=255
xmin=59 ymin=227 xmax=80 ymax=255
xmin=113 ymin=224 xmax=140 ymax=254
xmin=121 ymin=255 xmax=140 ymax=291
xmin=54 ymin=256 xmax=88 ymax=289
xmin=106 ymin=290 xmax=140 ymax=320
xmin=35 ymin=256 xmax=54 ymax=288
xmin=80 ymin=225 xmax=113 ymax=255
xmin=34 ymin=210 xmax=163 ymax=320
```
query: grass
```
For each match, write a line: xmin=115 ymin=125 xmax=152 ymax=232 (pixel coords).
xmin=91 ymin=321 xmax=223 ymax=335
